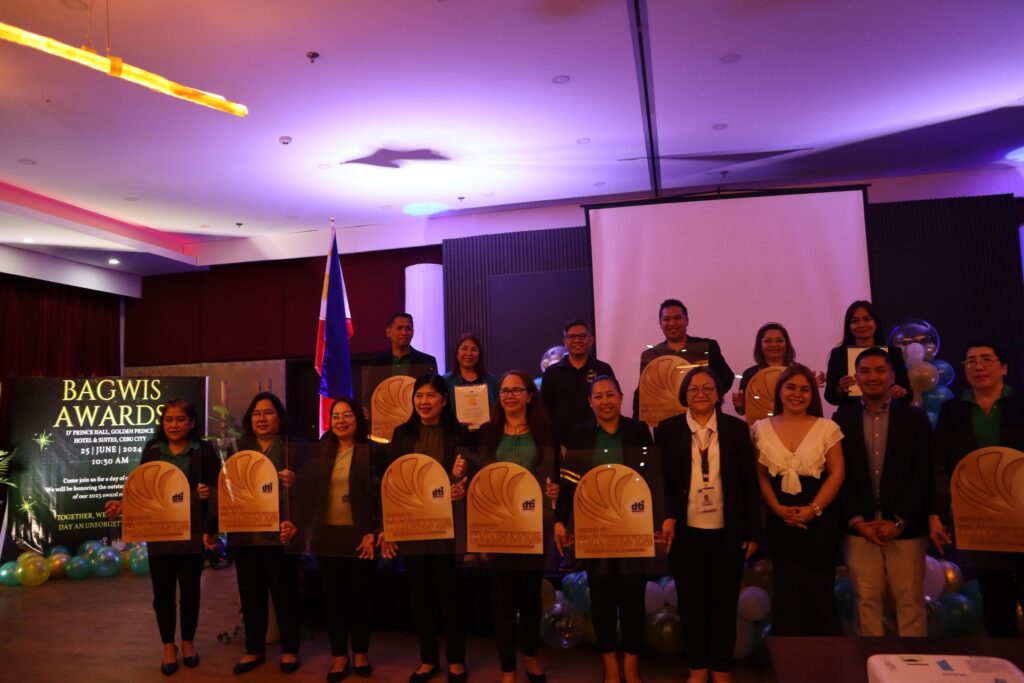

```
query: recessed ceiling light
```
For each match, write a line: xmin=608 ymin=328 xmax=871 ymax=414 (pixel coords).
xmin=1005 ymin=145 xmax=1024 ymax=162
xmin=552 ymin=75 xmax=571 ymax=84
xmin=123 ymin=196 xmax=138 ymax=202
xmin=317 ymin=163 xmax=332 ymax=170
xmin=593 ymin=181 xmax=606 ymax=187
xmin=286 ymin=214 xmax=299 ymax=219
xmin=108 ymin=258 xmax=120 ymax=265
xmin=403 ymin=201 xmax=449 ymax=216
xmin=18 ymin=158 xmax=37 ymax=165
xmin=482 ymin=192 xmax=495 ymax=197
xmin=719 ymin=53 xmax=741 ymax=63
xmin=712 ymin=123 xmax=729 ymax=130
xmin=60 ymin=0 xmax=89 ymax=9
xmin=576 ymin=137 xmax=591 ymax=144
xmin=379 ymin=205 xmax=392 ymax=210
xmin=199 ymin=224 xmax=210 ymax=228
xmin=22 ymin=237 xmax=35 ymax=243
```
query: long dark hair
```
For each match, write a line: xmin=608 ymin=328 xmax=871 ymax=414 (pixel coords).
xmin=481 ymin=370 xmax=556 ymax=454
xmin=450 ymin=333 xmax=489 ymax=378
xmin=753 ymin=322 xmax=796 ymax=368
xmin=840 ymin=300 xmax=885 ymax=346
xmin=152 ymin=398 xmax=203 ymax=443
xmin=320 ymin=397 xmax=369 ymax=446
xmin=772 ymin=364 xmax=823 ymax=418
xmin=402 ymin=373 xmax=460 ymax=435
xmin=241 ymin=391 xmax=291 ymax=437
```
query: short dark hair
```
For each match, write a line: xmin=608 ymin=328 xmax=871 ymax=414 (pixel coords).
xmin=841 ymin=300 xmax=884 ymax=346
xmin=772 ymin=364 xmax=823 ymax=418
xmin=323 ymin=396 xmax=369 ymax=444
xmin=242 ymin=391 xmax=292 ymax=437
xmin=153 ymin=398 xmax=203 ymax=443
xmin=563 ymin=318 xmax=591 ymax=336
xmin=677 ymin=367 xmax=721 ymax=408
xmin=589 ymin=374 xmax=622 ymax=396
xmin=854 ymin=347 xmax=891 ymax=370
xmin=387 ymin=312 xmax=414 ymax=326
xmin=753 ymin=322 xmax=796 ymax=367
xmin=451 ymin=333 xmax=488 ymax=377
xmin=963 ymin=340 xmax=1005 ymax=363
xmin=659 ymin=299 xmax=688 ymax=318
xmin=403 ymin=373 xmax=459 ymax=432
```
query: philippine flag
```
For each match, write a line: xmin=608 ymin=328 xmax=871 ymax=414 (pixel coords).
xmin=315 ymin=229 xmax=354 ymax=434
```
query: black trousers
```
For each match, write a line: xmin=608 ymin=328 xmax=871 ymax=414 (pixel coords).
xmin=489 ymin=569 xmax=542 ymax=672
xmin=149 ymin=553 xmax=204 ymax=644
xmin=589 ymin=568 xmax=646 ymax=654
xmin=673 ymin=527 xmax=744 ymax=672
xmin=976 ymin=567 xmax=1024 ymax=638
xmin=404 ymin=554 xmax=465 ymax=665
xmin=320 ymin=555 xmax=375 ymax=656
xmin=234 ymin=546 xmax=301 ymax=655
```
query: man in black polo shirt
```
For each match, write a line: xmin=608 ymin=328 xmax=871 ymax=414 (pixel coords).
xmin=367 ymin=312 xmax=438 ymax=375
xmin=541 ymin=318 xmax=614 ymax=443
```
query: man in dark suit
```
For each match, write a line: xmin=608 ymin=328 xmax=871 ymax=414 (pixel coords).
xmin=366 ymin=312 xmax=438 ymax=374
xmin=541 ymin=318 xmax=615 ymax=444
xmin=835 ymin=347 xmax=934 ymax=637
xmin=933 ymin=341 xmax=1024 ymax=638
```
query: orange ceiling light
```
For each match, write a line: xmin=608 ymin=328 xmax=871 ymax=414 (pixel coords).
xmin=0 ymin=20 xmax=248 ymax=117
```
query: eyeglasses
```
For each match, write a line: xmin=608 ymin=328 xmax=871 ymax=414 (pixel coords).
xmin=564 ymin=333 xmax=591 ymax=341
xmin=331 ymin=412 xmax=356 ymax=420
xmin=686 ymin=385 xmax=717 ymax=396
xmin=963 ymin=355 xmax=999 ymax=369
xmin=499 ymin=387 xmax=527 ymax=397
xmin=251 ymin=409 xmax=277 ymax=418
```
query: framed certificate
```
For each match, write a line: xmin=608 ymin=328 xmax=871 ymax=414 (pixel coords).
xmin=121 ymin=461 xmax=191 ymax=542
xmin=467 ymin=461 xmax=543 ymax=554
xmin=573 ymin=464 xmax=654 ymax=558
xmin=381 ymin=453 xmax=455 ymax=542
xmin=951 ymin=447 xmax=1024 ymax=553
xmin=454 ymin=384 xmax=490 ymax=429
xmin=218 ymin=450 xmax=280 ymax=532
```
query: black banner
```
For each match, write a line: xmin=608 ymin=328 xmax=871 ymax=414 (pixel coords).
xmin=6 ymin=377 xmax=206 ymax=552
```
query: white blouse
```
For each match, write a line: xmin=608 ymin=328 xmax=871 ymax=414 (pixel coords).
xmin=752 ymin=418 xmax=842 ymax=495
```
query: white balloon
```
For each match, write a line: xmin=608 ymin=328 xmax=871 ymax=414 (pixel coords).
xmin=737 ymin=586 xmax=772 ymax=622
xmin=923 ymin=555 xmax=945 ymax=601
xmin=904 ymin=342 xmax=926 ymax=365
xmin=644 ymin=581 xmax=665 ymax=614
xmin=733 ymin=618 xmax=756 ymax=659
xmin=662 ymin=579 xmax=678 ymax=608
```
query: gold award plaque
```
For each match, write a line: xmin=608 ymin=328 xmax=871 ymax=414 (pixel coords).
xmin=467 ymin=462 xmax=544 ymax=554
xmin=951 ymin=447 xmax=1024 ymax=553
xmin=121 ymin=461 xmax=192 ymax=542
xmin=371 ymin=376 xmax=416 ymax=441
xmin=573 ymin=464 xmax=654 ymax=558
xmin=639 ymin=355 xmax=702 ymax=427
xmin=218 ymin=450 xmax=280 ymax=532
xmin=381 ymin=453 xmax=455 ymax=542
xmin=744 ymin=366 xmax=784 ymax=425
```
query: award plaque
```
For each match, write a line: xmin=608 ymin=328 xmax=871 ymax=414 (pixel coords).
xmin=121 ymin=461 xmax=191 ymax=542
xmin=639 ymin=354 xmax=704 ymax=427
xmin=744 ymin=366 xmax=784 ymax=425
xmin=371 ymin=376 xmax=416 ymax=441
xmin=467 ymin=461 xmax=543 ymax=554
xmin=381 ymin=453 xmax=455 ymax=541
xmin=846 ymin=345 xmax=888 ymax=397
xmin=573 ymin=464 xmax=654 ymax=558
xmin=218 ymin=450 xmax=280 ymax=532
xmin=951 ymin=447 xmax=1024 ymax=553
xmin=454 ymin=384 xmax=490 ymax=429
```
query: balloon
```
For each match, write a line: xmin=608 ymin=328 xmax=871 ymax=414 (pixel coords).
xmin=923 ymin=385 xmax=954 ymax=412
xmin=662 ymin=579 xmax=678 ymax=608
xmin=65 ymin=556 xmax=91 ymax=580
xmin=961 ymin=579 xmax=982 ymax=604
xmin=644 ymin=607 xmax=684 ymax=655
xmin=911 ymin=394 xmax=925 ymax=409
xmin=904 ymin=343 xmax=926 ymax=365
xmin=932 ymin=359 xmax=956 ymax=386
xmin=939 ymin=593 xmax=981 ymax=636
xmin=129 ymin=547 xmax=150 ymax=575
xmin=90 ymin=546 xmax=122 ymax=578
xmin=656 ymin=575 xmax=674 ymax=589
xmin=737 ymin=586 xmax=772 ymax=622
xmin=48 ymin=553 xmax=71 ymax=579
xmin=834 ymin=576 xmax=855 ymax=622
xmin=744 ymin=559 xmax=774 ymax=592
xmin=15 ymin=556 xmax=51 ymax=586
xmin=580 ymin=617 xmax=596 ymax=644
xmin=120 ymin=551 xmax=133 ymax=570
xmin=0 ymin=561 xmax=20 ymax=587
xmin=925 ymin=595 xmax=947 ymax=637
xmin=734 ymin=618 xmax=756 ymax=659
xmin=48 ymin=545 xmax=72 ymax=557
xmin=540 ymin=601 xmax=584 ymax=649
xmin=938 ymin=559 xmax=964 ymax=594
xmin=17 ymin=550 xmax=44 ymax=566
xmin=644 ymin=581 xmax=666 ymax=614
xmin=925 ymin=410 xmax=939 ymax=428
xmin=78 ymin=540 xmax=103 ymax=560
xmin=541 ymin=579 xmax=556 ymax=612
xmin=574 ymin=586 xmax=592 ymax=617
xmin=889 ymin=320 xmax=940 ymax=360
xmin=908 ymin=362 xmax=940 ymax=394
xmin=923 ymin=556 xmax=946 ymax=601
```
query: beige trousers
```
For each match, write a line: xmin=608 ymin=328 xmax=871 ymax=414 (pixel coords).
xmin=845 ymin=534 xmax=927 ymax=637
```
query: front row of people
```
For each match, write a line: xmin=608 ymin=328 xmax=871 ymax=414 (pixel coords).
xmin=108 ymin=341 xmax=1021 ymax=682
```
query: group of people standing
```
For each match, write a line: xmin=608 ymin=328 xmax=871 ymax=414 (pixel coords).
xmin=110 ymin=299 xmax=1022 ymax=683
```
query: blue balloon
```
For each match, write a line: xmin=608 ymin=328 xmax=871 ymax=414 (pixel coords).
xmin=932 ymin=359 xmax=956 ymax=387
xmin=129 ymin=547 xmax=150 ymax=575
xmin=926 ymin=410 xmax=939 ymax=428
xmin=77 ymin=540 xmax=102 ymax=558
xmin=0 ymin=561 xmax=20 ymax=587
xmin=65 ymin=556 xmax=91 ymax=580
xmin=48 ymin=545 xmax=71 ymax=557
xmin=923 ymin=385 xmax=954 ymax=412
xmin=90 ymin=546 xmax=122 ymax=578
xmin=834 ymin=576 xmax=854 ymax=621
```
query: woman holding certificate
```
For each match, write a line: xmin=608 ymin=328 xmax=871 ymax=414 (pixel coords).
xmin=478 ymin=370 xmax=559 ymax=683
xmin=561 ymin=376 xmax=654 ymax=683
xmin=444 ymin=333 xmax=500 ymax=428
xmin=824 ymin=301 xmax=909 ymax=407
xmin=281 ymin=397 xmax=379 ymax=682
xmin=655 ymin=368 xmax=761 ymax=683
xmin=231 ymin=392 xmax=301 ymax=675
xmin=752 ymin=364 xmax=845 ymax=635
xmin=387 ymin=374 xmax=471 ymax=683
xmin=104 ymin=398 xmax=220 ymax=675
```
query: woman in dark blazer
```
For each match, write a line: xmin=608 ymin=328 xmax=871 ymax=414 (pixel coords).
xmin=560 ymin=375 xmax=655 ymax=683
xmin=824 ymin=300 xmax=909 ymax=407
xmin=655 ymin=368 xmax=760 ymax=683
xmin=281 ymin=397 xmax=380 ymax=681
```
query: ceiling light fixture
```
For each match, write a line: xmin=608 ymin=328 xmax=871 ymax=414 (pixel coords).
xmin=593 ymin=181 xmax=606 ymax=187
xmin=719 ymin=53 xmax=741 ymax=63
xmin=403 ymin=201 xmax=449 ymax=216
xmin=552 ymin=75 xmax=571 ymax=84
xmin=18 ymin=158 xmax=37 ymax=165
xmin=0 ymin=21 xmax=248 ymax=117
xmin=712 ymin=123 xmax=728 ymax=130
xmin=108 ymin=258 xmax=120 ymax=265
xmin=22 ymin=237 xmax=35 ymax=243
xmin=317 ymin=163 xmax=332 ymax=169
xmin=123 ymin=196 xmax=138 ymax=201
xmin=576 ymin=137 xmax=591 ymax=144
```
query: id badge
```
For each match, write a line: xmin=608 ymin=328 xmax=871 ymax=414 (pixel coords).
xmin=698 ymin=486 xmax=718 ymax=514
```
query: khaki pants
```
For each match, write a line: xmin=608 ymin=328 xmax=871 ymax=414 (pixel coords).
xmin=845 ymin=534 xmax=927 ymax=637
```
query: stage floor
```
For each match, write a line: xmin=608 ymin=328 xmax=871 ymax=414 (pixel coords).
xmin=0 ymin=564 xmax=772 ymax=682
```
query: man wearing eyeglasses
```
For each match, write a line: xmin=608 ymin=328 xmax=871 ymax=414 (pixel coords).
xmin=933 ymin=341 xmax=1024 ymax=638
xmin=541 ymin=318 xmax=615 ymax=444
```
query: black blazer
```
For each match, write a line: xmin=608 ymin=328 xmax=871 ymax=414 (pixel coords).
xmin=653 ymin=410 xmax=761 ymax=553
xmin=367 ymin=347 xmax=438 ymax=372
xmin=824 ymin=345 xmax=910 ymax=408
xmin=834 ymin=400 xmax=934 ymax=538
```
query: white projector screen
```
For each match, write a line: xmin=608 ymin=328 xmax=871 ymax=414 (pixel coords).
xmin=588 ymin=188 xmax=871 ymax=417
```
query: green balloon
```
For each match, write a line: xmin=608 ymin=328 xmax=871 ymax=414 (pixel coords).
xmin=644 ymin=607 xmax=684 ymax=654
xmin=939 ymin=593 xmax=981 ymax=636
xmin=0 ymin=561 xmax=20 ymax=587
xmin=15 ymin=556 xmax=51 ymax=587
xmin=65 ymin=556 xmax=91 ymax=580
xmin=90 ymin=547 xmax=122 ymax=578
xmin=77 ymin=540 xmax=102 ymax=558
xmin=48 ymin=545 xmax=72 ymax=557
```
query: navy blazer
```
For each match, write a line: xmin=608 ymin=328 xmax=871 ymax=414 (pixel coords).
xmin=653 ymin=410 xmax=761 ymax=553
xmin=834 ymin=400 xmax=934 ymax=538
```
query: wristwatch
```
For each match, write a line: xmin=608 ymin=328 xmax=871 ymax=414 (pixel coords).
xmin=811 ymin=503 xmax=823 ymax=517
xmin=894 ymin=518 xmax=906 ymax=532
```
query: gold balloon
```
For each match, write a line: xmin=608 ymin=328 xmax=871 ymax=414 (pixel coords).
xmin=939 ymin=559 xmax=964 ymax=594
xmin=15 ymin=556 xmax=51 ymax=587
xmin=908 ymin=362 xmax=940 ymax=394
xmin=17 ymin=551 xmax=43 ymax=566
xmin=121 ymin=551 xmax=133 ymax=569
xmin=47 ymin=553 xmax=71 ymax=579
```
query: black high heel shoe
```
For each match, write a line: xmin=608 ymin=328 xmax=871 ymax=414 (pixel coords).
xmin=327 ymin=660 xmax=352 ymax=682
xmin=160 ymin=661 xmax=178 ymax=676
xmin=409 ymin=665 xmax=440 ymax=683
xmin=183 ymin=654 xmax=199 ymax=668
xmin=233 ymin=655 xmax=266 ymax=675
